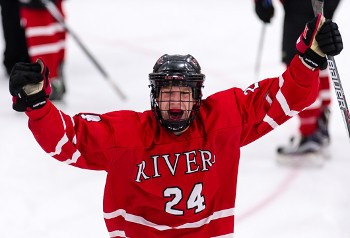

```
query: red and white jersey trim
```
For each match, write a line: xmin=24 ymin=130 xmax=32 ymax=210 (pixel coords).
xmin=212 ymin=234 xmax=234 ymax=238
xmin=104 ymin=208 xmax=235 ymax=235
xmin=263 ymin=115 xmax=279 ymax=129
xmin=306 ymin=98 xmax=322 ymax=109
xmin=25 ymin=23 xmax=65 ymax=37
xmin=48 ymin=110 xmax=81 ymax=165
xmin=277 ymin=75 xmax=299 ymax=117
xmin=107 ymin=231 xmax=235 ymax=238
xmin=28 ymin=40 xmax=66 ymax=56
xmin=319 ymin=89 xmax=331 ymax=101
xmin=263 ymin=74 xmax=302 ymax=129
xmin=109 ymin=230 xmax=127 ymax=238
xmin=48 ymin=110 xmax=67 ymax=157
xmin=265 ymin=93 xmax=273 ymax=105
xmin=48 ymin=133 xmax=68 ymax=157
xmin=63 ymin=150 xmax=81 ymax=165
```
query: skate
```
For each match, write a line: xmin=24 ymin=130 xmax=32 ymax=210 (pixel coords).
xmin=49 ymin=63 xmax=66 ymax=101
xmin=49 ymin=77 xmax=66 ymax=101
xmin=317 ymin=107 xmax=331 ymax=147
xmin=276 ymin=133 xmax=327 ymax=167
xmin=276 ymin=131 xmax=331 ymax=168
xmin=276 ymin=107 xmax=331 ymax=167
xmin=277 ymin=132 xmax=324 ymax=154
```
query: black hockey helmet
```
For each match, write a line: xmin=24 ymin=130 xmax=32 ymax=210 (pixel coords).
xmin=149 ymin=54 xmax=205 ymax=132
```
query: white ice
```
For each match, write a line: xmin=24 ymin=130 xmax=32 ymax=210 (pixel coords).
xmin=0 ymin=0 xmax=350 ymax=237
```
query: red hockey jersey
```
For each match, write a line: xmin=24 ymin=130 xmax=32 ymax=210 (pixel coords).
xmin=20 ymin=0 xmax=65 ymax=80
xmin=26 ymin=56 xmax=319 ymax=237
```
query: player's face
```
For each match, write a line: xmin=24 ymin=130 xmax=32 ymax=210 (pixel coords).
xmin=158 ymin=86 xmax=194 ymax=121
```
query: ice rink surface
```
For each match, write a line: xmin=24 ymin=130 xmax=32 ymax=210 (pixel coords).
xmin=0 ymin=0 xmax=349 ymax=237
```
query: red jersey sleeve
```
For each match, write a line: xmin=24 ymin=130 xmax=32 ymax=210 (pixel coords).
xmin=25 ymin=102 xmax=116 ymax=171
xmin=235 ymin=55 xmax=319 ymax=145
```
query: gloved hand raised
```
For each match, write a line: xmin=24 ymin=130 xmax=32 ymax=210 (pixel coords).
xmin=296 ymin=14 xmax=343 ymax=70
xmin=9 ymin=59 xmax=52 ymax=112
xmin=255 ymin=0 xmax=274 ymax=23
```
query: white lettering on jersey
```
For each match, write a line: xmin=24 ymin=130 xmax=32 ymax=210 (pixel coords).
xmin=135 ymin=150 xmax=216 ymax=182
xmin=135 ymin=161 xmax=150 ymax=182
xmin=164 ymin=182 xmax=206 ymax=215
xmin=80 ymin=114 xmax=101 ymax=122
xmin=184 ymin=150 xmax=199 ymax=174
xmin=243 ymin=82 xmax=260 ymax=95
xmin=199 ymin=149 xmax=215 ymax=171
xmin=151 ymin=153 xmax=181 ymax=177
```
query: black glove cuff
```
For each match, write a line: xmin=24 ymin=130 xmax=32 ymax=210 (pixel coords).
xmin=27 ymin=91 xmax=48 ymax=110
xmin=13 ymin=97 xmax=28 ymax=112
xmin=13 ymin=90 xmax=47 ymax=112
xmin=301 ymin=49 xmax=328 ymax=70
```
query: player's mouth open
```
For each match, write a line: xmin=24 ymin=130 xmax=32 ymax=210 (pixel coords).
xmin=168 ymin=109 xmax=184 ymax=120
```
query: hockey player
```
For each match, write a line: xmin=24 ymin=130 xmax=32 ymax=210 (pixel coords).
xmin=19 ymin=0 xmax=66 ymax=100
xmin=0 ymin=0 xmax=30 ymax=75
xmin=9 ymin=15 xmax=342 ymax=238
xmin=255 ymin=0 xmax=341 ymax=155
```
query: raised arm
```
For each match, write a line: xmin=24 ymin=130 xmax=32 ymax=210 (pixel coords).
xmin=238 ymin=14 xmax=343 ymax=145
xmin=9 ymin=60 xmax=115 ymax=170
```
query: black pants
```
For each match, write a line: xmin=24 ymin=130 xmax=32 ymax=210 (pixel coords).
xmin=282 ymin=0 xmax=340 ymax=65
xmin=0 ymin=0 xmax=30 ymax=75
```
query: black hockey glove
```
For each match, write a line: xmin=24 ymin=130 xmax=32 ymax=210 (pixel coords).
xmin=296 ymin=14 xmax=343 ymax=70
xmin=316 ymin=20 xmax=343 ymax=56
xmin=9 ymin=59 xmax=52 ymax=112
xmin=255 ymin=0 xmax=274 ymax=23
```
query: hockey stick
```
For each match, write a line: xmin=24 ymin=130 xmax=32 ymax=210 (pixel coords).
xmin=254 ymin=0 xmax=272 ymax=81
xmin=40 ymin=0 xmax=127 ymax=100
xmin=312 ymin=0 xmax=350 ymax=139
xmin=254 ymin=24 xmax=266 ymax=81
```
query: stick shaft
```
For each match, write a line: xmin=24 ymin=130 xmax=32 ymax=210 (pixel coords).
xmin=254 ymin=24 xmax=266 ymax=81
xmin=311 ymin=0 xmax=350 ymax=139
xmin=41 ymin=0 xmax=127 ymax=100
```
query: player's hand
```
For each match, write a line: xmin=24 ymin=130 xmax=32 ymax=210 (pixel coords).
xmin=296 ymin=14 xmax=343 ymax=70
xmin=9 ymin=59 xmax=52 ymax=112
xmin=316 ymin=19 xmax=343 ymax=56
xmin=255 ymin=0 xmax=274 ymax=24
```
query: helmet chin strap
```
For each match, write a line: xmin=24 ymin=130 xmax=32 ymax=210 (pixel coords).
xmin=173 ymin=126 xmax=190 ymax=135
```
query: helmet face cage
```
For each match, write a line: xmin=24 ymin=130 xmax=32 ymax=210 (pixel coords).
xmin=149 ymin=54 xmax=205 ymax=132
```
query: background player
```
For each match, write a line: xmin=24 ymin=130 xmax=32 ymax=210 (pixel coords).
xmin=255 ymin=0 xmax=341 ymax=155
xmin=19 ymin=0 xmax=66 ymax=100
xmin=0 ymin=0 xmax=30 ymax=76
